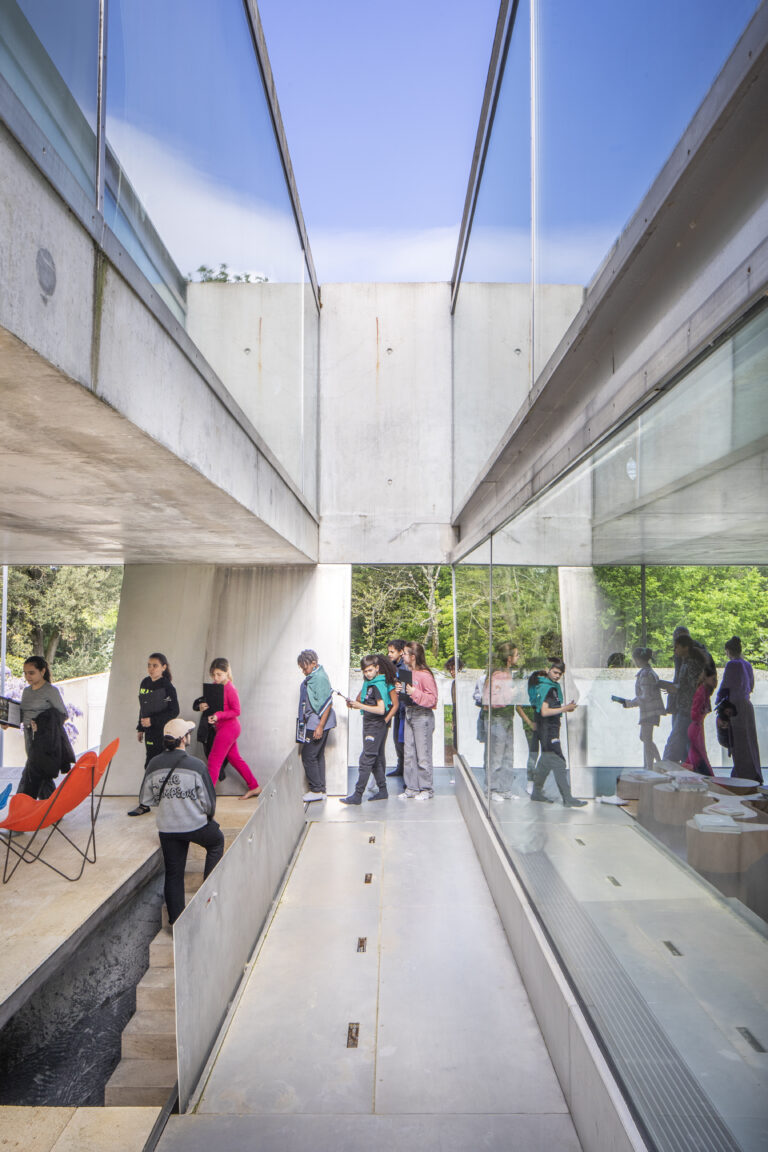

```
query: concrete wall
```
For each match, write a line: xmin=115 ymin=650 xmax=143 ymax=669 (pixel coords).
xmin=453 ymin=283 xmax=583 ymax=516
xmin=0 ymin=120 xmax=317 ymax=566
xmin=318 ymin=283 xmax=456 ymax=564
xmin=187 ymin=281 xmax=310 ymax=504
xmin=101 ymin=563 xmax=350 ymax=797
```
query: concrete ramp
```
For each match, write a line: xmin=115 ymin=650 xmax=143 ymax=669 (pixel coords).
xmin=159 ymin=773 xmax=581 ymax=1151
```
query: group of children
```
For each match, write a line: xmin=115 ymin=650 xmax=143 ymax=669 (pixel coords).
xmin=341 ymin=640 xmax=438 ymax=804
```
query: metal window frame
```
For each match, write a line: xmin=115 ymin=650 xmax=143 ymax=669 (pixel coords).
xmin=450 ymin=0 xmax=520 ymax=313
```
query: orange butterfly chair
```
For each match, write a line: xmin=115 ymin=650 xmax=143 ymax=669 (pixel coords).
xmin=0 ymin=738 xmax=119 ymax=883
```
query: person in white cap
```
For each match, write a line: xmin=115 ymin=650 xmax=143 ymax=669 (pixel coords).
xmin=139 ymin=717 xmax=225 ymax=925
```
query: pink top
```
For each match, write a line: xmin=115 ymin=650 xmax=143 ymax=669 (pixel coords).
xmin=408 ymin=669 xmax=438 ymax=709
xmin=214 ymin=681 xmax=241 ymax=723
xmin=690 ymin=683 xmax=712 ymax=723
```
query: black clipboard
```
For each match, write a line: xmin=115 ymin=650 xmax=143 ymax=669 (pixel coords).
xmin=0 ymin=696 xmax=21 ymax=728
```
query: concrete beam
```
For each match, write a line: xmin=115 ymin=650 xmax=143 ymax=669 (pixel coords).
xmin=0 ymin=121 xmax=318 ymax=564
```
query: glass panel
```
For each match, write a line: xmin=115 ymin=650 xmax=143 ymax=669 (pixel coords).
xmin=453 ymin=541 xmax=491 ymax=802
xmin=532 ymin=0 xmax=761 ymax=381
xmin=105 ymin=0 xmax=315 ymax=498
xmin=452 ymin=0 xmax=531 ymax=516
xmin=487 ymin=565 xmax=563 ymax=813
xmin=0 ymin=0 xmax=98 ymax=197
xmin=476 ymin=310 xmax=768 ymax=1152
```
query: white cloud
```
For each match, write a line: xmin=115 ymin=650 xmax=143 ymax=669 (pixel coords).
xmin=309 ymin=225 xmax=460 ymax=283
xmin=106 ymin=120 xmax=305 ymax=282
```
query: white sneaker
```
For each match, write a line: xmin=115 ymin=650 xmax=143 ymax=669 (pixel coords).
xmin=414 ymin=790 xmax=433 ymax=801
xmin=491 ymin=791 xmax=511 ymax=802
xmin=302 ymin=791 xmax=325 ymax=802
xmin=399 ymin=788 xmax=417 ymax=799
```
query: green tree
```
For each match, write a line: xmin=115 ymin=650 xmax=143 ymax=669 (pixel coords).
xmin=6 ymin=565 xmax=123 ymax=677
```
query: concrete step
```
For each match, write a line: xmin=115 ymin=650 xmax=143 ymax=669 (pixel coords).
xmin=149 ymin=928 xmax=174 ymax=967
xmin=136 ymin=966 xmax=175 ymax=1012
xmin=104 ymin=1059 xmax=177 ymax=1107
xmin=122 ymin=1010 xmax=177 ymax=1061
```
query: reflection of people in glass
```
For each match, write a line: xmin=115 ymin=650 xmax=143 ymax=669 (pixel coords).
xmin=482 ymin=642 xmax=521 ymax=801
xmin=530 ymin=659 xmax=586 ymax=807
xmin=716 ymin=636 xmax=763 ymax=782
xmin=683 ymin=670 xmax=715 ymax=777
xmin=443 ymin=655 xmax=464 ymax=760
xmin=515 ymin=693 xmax=540 ymax=781
xmin=612 ymin=646 xmax=665 ymax=770
xmin=663 ymin=631 xmax=706 ymax=763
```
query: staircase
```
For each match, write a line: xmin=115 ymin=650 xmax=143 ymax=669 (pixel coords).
xmin=105 ymin=815 xmax=247 ymax=1106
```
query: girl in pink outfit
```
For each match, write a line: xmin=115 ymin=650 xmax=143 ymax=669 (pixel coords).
xmin=684 ymin=672 xmax=716 ymax=777
xmin=199 ymin=658 xmax=261 ymax=799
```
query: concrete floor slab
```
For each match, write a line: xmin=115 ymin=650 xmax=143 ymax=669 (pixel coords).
xmin=159 ymin=1112 xmax=582 ymax=1152
xmin=192 ymin=791 xmax=577 ymax=1147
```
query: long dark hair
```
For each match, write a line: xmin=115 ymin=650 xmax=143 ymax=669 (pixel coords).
xmin=148 ymin=652 xmax=172 ymax=681
xmin=24 ymin=655 xmax=51 ymax=683
xmin=376 ymin=654 xmax=398 ymax=687
xmin=404 ymin=641 xmax=436 ymax=685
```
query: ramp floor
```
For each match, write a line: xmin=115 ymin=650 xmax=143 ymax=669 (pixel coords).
xmin=159 ymin=771 xmax=582 ymax=1151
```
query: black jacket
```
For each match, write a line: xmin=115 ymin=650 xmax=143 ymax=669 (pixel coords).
xmin=28 ymin=707 xmax=76 ymax=779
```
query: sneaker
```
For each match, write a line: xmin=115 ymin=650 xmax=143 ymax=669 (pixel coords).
xmin=491 ymin=791 xmax=510 ymax=802
xmin=398 ymin=788 xmax=417 ymax=800
xmin=367 ymin=788 xmax=388 ymax=801
xmin=414 ymin=790 xmax=433 ymax=801
xmin=563 ymin=798 xmax=588 ymax=807
xmin=302 ymin=791 xmax=326 ymax=803
xmin=127 ymin=804 xmax=150 ymax=817
xmin=340 ymin=794 xmax=362 ymax=805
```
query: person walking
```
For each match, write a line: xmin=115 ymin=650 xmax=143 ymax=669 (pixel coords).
xmin=341 ymin=654 xmax=397 ymax=804
xmin=398 ymin=641 xmax=438 ymax=801
xmin=613 ymin=646 xmax=666 ymax=771
xmin=197 ymin=658 xmax=260 ymax=799
xmin=530 ymin=658 xmax=587 ymax=807
xmin=139 ymin=718 xmax=224 ymax=926
xmin=4 ymin=656 xmax=73 ymax=800
xmin=128 ymin=652 xmax=179 ymax=816
xmin=296 ymin=649 xmax=336 ymax=802
xmin=716 ymin=636 xmax=763 ymax=783
xmin=386 ymin=639 xmax=408 ymax=779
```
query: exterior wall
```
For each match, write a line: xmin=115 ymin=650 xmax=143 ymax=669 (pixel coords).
xmin=186 ymin=281 xmax=310 ymax=506
xmin=0 ymin=121 xmax=317 ymax=566
xmin=453 ymin=283 xmax=583 ymax=515
xmin=101 ymin=563 xmax=350 ymax=797
xmin=317 ymin=283 xmax=456 ymax=564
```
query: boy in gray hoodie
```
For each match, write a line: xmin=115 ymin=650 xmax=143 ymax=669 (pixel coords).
xmin=140 ymin=717 xmax=225 ymax=924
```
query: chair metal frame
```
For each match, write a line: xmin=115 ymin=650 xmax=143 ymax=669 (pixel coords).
xmin=0 ymin=739 xmax=119 ymax=883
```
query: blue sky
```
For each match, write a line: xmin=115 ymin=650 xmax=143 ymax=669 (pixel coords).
xmin=93 ymin=0 xmax=759 ymax=285
xmin=257 ymin=0 xmax=501 ymax=280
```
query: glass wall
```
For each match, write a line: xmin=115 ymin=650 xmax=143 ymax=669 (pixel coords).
xmin=452 ymin=0 xmax=531 ymax=515
xmin=452 ymin=308 xmax=768 ymax=1152
xmin=0 ymin=0 xmax=99 ymax=198
xmin=452 ymin=0 xmax=762 ymax=508
xmin=0 ymin=0 xmax=320 ymax=508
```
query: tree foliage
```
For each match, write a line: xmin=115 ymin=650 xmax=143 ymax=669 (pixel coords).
xmin=351 ymin=563 xmax=768 ymax=671
xmin=5 ymin=566 xmax=123 ymax=677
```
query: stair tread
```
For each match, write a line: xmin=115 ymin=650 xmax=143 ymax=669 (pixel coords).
xmin=106 ymin=1059 xmax=177 ymax=1089
xmin=137 ymin=967 xmax=175 ymax=990
xmin=124 ymin=1010 xmax=176 ymax=1036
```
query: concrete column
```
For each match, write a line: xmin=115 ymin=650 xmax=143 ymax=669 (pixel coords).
xmin=102 ymin=564 xmax=350 ymax=797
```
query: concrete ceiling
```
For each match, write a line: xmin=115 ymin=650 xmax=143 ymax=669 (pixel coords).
xmin=0 ymin=329 xmax=316 ymax=566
